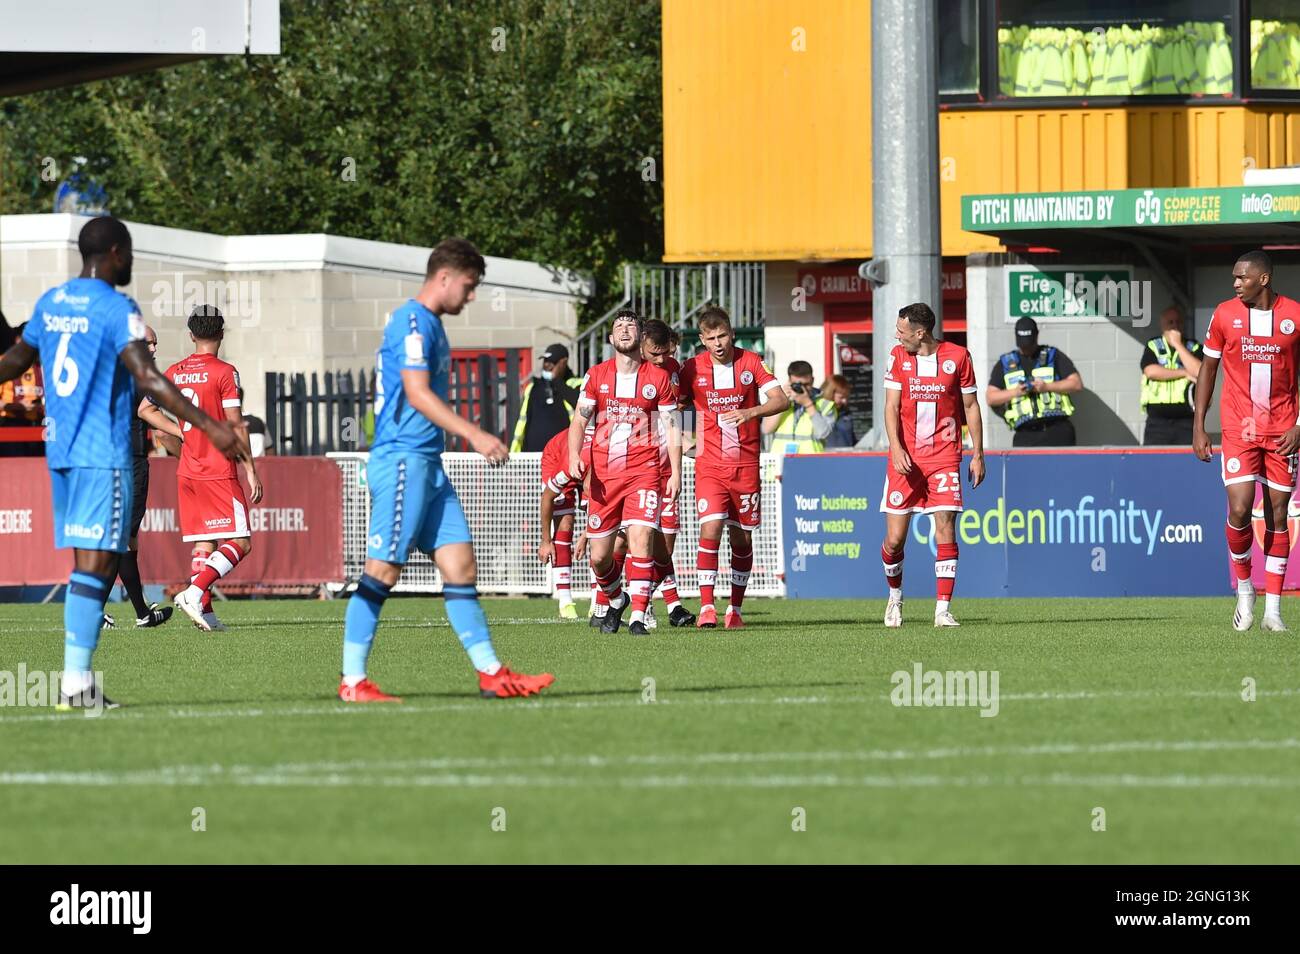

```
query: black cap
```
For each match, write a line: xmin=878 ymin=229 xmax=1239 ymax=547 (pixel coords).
xmin=1014 ymin=316 xmax=1039 ymax=339
xmin=541 ymin=343 xmax=569 ymax=363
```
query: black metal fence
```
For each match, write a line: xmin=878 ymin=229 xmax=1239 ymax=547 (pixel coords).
xmin=266 ymin=351 xmax=523 ymax=455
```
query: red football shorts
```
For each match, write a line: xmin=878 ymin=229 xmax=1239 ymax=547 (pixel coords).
xmin=694 ymin=463 xmax=762 ymax=531
xmin=179 ymin=476 xmax=250 ymax=541
xmin=880 ymin=457 xmax=963 ymax=514
xmin=1220 ymin=435 xmax=1298 ymax=492
xmin=586 ymin=469 xmax=661 ymax=538
xmin=658 ymin=467 xmax=679 ymax=534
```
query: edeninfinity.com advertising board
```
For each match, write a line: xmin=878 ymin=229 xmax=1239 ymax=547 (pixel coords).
xmin=782 ymin=450 xmax=1232 ymax=598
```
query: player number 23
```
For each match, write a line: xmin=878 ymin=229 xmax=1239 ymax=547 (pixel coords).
xmin=934 ymin=471 xmax=960 ymax=493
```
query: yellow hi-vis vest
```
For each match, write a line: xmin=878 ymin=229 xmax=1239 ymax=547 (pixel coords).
xmin=773 ymin=397 xmax=837 ymax=454
xmin=999 ymin=347 xmax=1073 ymax=430
xmin=1140 ymin=335 xmax=1201 ymax=412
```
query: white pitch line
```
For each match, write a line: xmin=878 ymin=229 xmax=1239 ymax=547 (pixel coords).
xmin=3 ymin=738 xmax=1298 ymax=787
xmin=1 ymin=768 xmax=1297 ymax=789
xmin=2 ymin=686 xmax=1299 ymax=725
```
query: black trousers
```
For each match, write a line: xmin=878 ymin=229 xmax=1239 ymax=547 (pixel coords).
xmin=1012 ymin=418 xmax=1076 ymax=447
xmin=1144 ymin=416 xmax=1194 ymax=446
xmin=129 ymin=455 xmax=150 ymax=539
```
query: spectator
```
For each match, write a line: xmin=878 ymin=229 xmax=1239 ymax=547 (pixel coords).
xmin=986 ymin=317 xmax=1083 ymax=447
xmin=510 ymin=342 xmax=584 ymax=452
xmin=0 ymin=321 xmax=45 ymax=457
xmin=763 ymin=360 xmax=838 ymax=453
xmin=238 ymin=387 xmax=272 ymax=457
xmin=819 ymin=373 xmax=856 ymax=448
xmin=1140 ymin=305 xmax=1202 ymax=445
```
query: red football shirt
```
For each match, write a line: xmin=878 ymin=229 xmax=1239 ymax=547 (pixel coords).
xmin=541 ymin=427 xmax=592 ymax=493
xmin=165 ymin=352 xmax=242 ymax=481
xmin=577 ymin=358 xmax=677 ymax=477
xmin=883 ymin=341 xmax=976 ymax=464
xmin=656 ymin=355 xmax=682 ymax=478
xmin=679 ymin=348 xmax=779 ymax=472
xmin=1204 ymin=295 xmax=1300 ymax=440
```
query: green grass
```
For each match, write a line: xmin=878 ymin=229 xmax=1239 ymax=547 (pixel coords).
xmin=2 ymin=595 xmax=1299 ymax=864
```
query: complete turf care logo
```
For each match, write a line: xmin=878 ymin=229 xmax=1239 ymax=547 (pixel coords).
xmin=890 ymin=663 xmax=1000 ymax=718
xmin=50 ymin=884 xmax=151 ymax=934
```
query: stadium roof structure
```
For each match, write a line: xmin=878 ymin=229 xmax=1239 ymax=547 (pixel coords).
xmin=0 ymin=0 xmax=280 ymax=97
xmin=961 ymin=185 xmax=1300 ymax=249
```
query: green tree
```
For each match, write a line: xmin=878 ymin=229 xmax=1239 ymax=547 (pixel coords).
xmin=0 ymin=0 xmax=664 ymax=320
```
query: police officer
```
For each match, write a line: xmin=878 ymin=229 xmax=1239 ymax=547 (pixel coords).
xmin=1140 ymin=305 xmax=1202 ymax=445
xmin=986 ymin=317 xmax=1083 ymax=447
xmin=763 ymin=360 xmax=838 ymax=453
xmin=509 ymin=342 xmax=584 ymax=453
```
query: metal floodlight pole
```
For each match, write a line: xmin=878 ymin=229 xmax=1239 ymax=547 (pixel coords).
xmin=864 ymin=0 xmax=942 ymax=447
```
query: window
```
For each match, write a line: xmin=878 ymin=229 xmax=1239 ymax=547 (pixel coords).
xmin=994 ymin=0 xmax=1235 ymax=98
xmin=939 ymin=0 xmax=981 ymax=95
xmin=1251 ymin=1 xmax=1300 ymax=91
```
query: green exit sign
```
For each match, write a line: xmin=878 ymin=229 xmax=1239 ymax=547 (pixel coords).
xmin=1006 ymin=265 xmax=1143 ymax=323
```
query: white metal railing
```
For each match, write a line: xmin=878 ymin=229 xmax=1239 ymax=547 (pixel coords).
xmin=574 ymin=262 xmax=765 ymax=373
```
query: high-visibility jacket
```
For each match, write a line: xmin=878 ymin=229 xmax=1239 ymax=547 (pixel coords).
xmin=998 ymin=348 xmax=1074 ymax=430
xmin=509 ymin=375 xmax=584 ymax=453
xmin=1207 ymin=22 xmax=1234 ymax=93
xmin=772 ymin=397 xmax=838 ymax=454
xmin=1140 ymin=336 xmax=1202 ymax=412
xmin=999 ymin=20 xmax=1242 ymax=98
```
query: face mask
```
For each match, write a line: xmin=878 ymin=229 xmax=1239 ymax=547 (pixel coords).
xmin=541 ymin=369 xmax=554 ymax=381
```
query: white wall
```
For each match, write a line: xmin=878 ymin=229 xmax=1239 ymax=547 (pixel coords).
xmin=966 ymin=252 xmax=1238 ymax=448
xmin=1 ymin=214 xmax=590 ymax=419
xmin=762 ymin=260 xmax=826 ymax=381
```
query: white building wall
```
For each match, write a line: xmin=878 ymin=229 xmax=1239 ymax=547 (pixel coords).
xmin=1 ymin=214 xmax=591 ymax=420
xmin=762 ymin=260 xmax=826 ymax=382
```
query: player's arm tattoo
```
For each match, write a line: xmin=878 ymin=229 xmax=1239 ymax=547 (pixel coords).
xmin=0 ymin=340 xmax=37 ymax=385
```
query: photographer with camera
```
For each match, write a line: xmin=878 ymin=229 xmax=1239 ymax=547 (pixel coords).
xmin=763 ymin=359 xmax=838 ymax=454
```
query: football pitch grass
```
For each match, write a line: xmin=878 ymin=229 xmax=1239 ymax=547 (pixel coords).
xmin=2 ymin=595 xmax=1299 ymax=864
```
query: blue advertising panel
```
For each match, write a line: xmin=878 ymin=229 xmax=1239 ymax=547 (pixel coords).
xmin=781 ymin=451 xmax=1224 ymax=598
